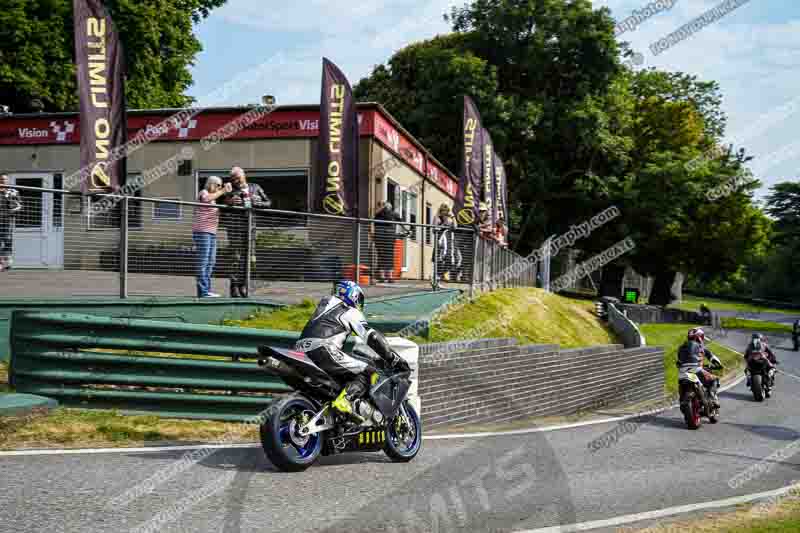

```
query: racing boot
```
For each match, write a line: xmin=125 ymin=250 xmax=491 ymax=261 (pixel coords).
xmin=331 ymin=380 xmax=367 ymax=424
xmin=708 ymin=382 xmax=721 ymax=409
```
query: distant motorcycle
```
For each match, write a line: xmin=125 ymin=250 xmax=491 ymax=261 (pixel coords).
xmin=256 ymin=344 xmax=421 ymax=472
xmin=746 ymin=352 xmax=776 ymax=402
xmin=678 ymin=360 xmax=722 ymax=430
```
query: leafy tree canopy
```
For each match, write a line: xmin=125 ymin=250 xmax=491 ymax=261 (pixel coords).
xmin=0 ymin=0 xmax=226 ymax=113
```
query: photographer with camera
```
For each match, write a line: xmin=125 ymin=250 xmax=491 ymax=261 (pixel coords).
xmin=221 ymin=167 xmax=271 ymax=297
xmin=0 ymin=174 xmax=22 ymax=272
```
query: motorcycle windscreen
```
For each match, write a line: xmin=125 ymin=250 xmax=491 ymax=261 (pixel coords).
xmin=369 ymin=375 xmax=411 ymax=418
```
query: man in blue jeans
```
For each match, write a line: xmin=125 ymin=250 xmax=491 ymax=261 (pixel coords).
xmin=193 ymin=176 xmax=230 ymax=297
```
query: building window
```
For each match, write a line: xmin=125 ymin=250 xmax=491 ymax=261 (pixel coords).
xmin=387 ymin=180 xmax=400 ymax=212
xmin=197 ymin=169 xmax=310 ymax=216
xmin=402 ymin=190 xmax=418 ymax=242
xmin=153 ymin=198 xmax=182 ymax=221
xmin=87 ymin=176 xmax=143 ymax=230
xmin=178 ymin=158 xmax=193 ymax=176
xmin=53 ymin=173 xmax=63 ymax=228
xmin=425 ymin=203 xmax=432 ymax=245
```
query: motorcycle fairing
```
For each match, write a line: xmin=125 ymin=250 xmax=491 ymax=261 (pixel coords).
xmin=370 ymin=373 xmax=411 ymax=418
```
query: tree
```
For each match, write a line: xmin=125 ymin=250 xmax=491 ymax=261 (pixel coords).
xmin=356 ymin=0 xmax=624 ymax=254
xmin=355 ymin=0 xmax=772 ymax=304
xmin=354 ymin=34 xmax=508 ymax=175
xmin=765 ymin=182 xmax=800 ymax=242
xmin=0 ymin=0 xmax=226 ymax=113
xmin=605 ymin=70 xmax=768 ymax=305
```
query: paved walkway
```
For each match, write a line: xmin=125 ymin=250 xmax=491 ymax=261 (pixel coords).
xmin=0 ymin=269 xmax=465 ymax=305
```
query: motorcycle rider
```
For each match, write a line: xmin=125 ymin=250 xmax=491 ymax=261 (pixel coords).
xmin=295 ymin=280 xmax=410 ymax=420
xmin=745 ymin=333 xmax=778 ymax=389
xmin=677 ymin=328 xmax=722 ymax=408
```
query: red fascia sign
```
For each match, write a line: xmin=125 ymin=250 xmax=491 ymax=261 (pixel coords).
xmin=0 ymin=106 xmax=458 ymax=196
xmin=0 ymin=110 xmax=374 ymax=145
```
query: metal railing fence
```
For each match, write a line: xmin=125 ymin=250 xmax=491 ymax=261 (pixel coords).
xmin=0 ymin=184 xmax=536 ymax=298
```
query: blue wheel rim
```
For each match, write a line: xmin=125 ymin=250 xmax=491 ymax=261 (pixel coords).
xmin=278 ymin=404 xmax=320 ymax=460
xmin=389 ymin=403 xmax=421 ymax=454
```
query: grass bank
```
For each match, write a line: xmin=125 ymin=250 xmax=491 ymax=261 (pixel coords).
xmin=639 ymin=323 xmax=743 ymax=396
xmin=421 ymin=288 xmax=616 ymax=348
xmin=227 ymin=288 xmax=617 ymax=349
xmin=672 ymin=295 xmax=798 ymax=315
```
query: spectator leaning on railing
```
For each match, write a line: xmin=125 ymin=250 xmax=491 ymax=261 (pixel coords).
xmin=433 ymin=203 xmax=462 ymax=282
xmin=478 ymin=203 xmax=494 ymax=241
xmin=0 ymin=174 xmax=22 ymax=272
xmin=494 ymin=211 xmax=508 ymax=248
xmin=220 ymin=166 xmax=271 ymax=298
xmin=192 ymin=176 xmax=231 ymax=298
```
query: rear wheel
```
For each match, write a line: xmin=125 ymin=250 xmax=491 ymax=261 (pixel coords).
xmin=683 ymin=392 xmax=701 ymax=430
xmin=384 ymin=400 xmax=422 ymax=462
xmin=752 ymin=374 xmax=764 ymax=402
xmin=260 ymin=395 xmax=323 ymax=472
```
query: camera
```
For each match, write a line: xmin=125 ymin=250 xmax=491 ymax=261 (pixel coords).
xmin=226 ymin=180 xmax=252 ymax=208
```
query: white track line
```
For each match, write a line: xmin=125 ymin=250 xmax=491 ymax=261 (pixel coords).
xmin=516 ymin=481 xmax=800 ymax=532
xmin=0 ymin=355 xmax=746 ymax=457
xmin=0 ymin=443 xmax=259 ymax=457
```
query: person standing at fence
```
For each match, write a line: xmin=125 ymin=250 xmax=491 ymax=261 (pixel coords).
xmin=374 ymin=201 xmax=398 ymax=283
xmin=478 ymin=203 xmax=494 ymax=241
xmin=434 ymin=204 xmax=462 ymax=282
xmin=192 ymin=176 xmax=231 ymax=298
xmin=494 ymin=211 xmax=508 ymax=248
xmin=0 ymin=174 xmax=22 ymax=272
xmin=221 ymin=167 xmax=272 ymax=298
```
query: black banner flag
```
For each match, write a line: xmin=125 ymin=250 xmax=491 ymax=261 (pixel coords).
xmin=455 ymin=96 xmax=483 ymax=226
xmin=316 ymin=58 xmax=358 ymax=216
xmin=494 ymin=150 xmax=508 ymax=223
xmin=481 ymin=127 xmax=496 ymax=225
xmin=73 ymin=0 xmax=127 ymax=194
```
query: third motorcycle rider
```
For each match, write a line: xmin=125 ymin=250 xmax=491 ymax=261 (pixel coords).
xmin=676 ymin=328 xmax=722 ymax=409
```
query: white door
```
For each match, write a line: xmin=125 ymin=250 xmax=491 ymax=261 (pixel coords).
xmin=10 ymin=173 xmax=64 ymax=269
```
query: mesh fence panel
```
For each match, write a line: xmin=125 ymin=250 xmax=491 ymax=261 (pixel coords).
xmin=0 ymin=186 xmax=537 ymax=298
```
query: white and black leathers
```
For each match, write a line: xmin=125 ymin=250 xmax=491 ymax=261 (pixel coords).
xmin=295 ymin=295 xmax=402 ymax=400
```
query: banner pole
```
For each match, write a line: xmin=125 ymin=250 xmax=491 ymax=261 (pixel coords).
xmin=119 ymin=196 xmax=129 ymax=299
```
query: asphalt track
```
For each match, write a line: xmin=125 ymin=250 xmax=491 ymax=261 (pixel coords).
xmin=2 ymin=327 xmax=800 ymax=533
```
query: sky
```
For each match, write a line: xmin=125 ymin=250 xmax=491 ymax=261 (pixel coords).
xmin=188 ymin=0 xmax=800 ymax=200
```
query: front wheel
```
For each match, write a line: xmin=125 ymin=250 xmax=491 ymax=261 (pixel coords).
xmin=752 ymin=374 xmax=764 ymax=402
xmin=260 ymin=394 xmax=323 ymax=472
xmin=384 ymin=400 xmax=422 ymax=462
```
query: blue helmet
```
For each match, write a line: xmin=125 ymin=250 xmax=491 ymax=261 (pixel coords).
xmin=334 ymin=280 xmax=365 ymax=311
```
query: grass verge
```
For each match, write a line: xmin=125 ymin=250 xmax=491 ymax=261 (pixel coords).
xmin=639 ymin=323 xmax=743 ymax=396
xmin=624 ymin=496 xmax=800 ymax=532
xmin=0 ymin=408 xmax=258 ymax=450
xmin=0 ymin=362 xmax=9 ymax=394
xmin=223 ymin=299 xmax=315 ymax=331
xmin=721 ymin=318 xmax=793 ymax=334
xmin=671 ymin=295 xmax=798 ymax=315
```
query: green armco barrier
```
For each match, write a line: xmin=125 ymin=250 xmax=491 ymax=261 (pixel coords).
xmin=8 ymin=310 xmax=331 ymax=421
xmin=0 ymin=296 xmax=286 ymax=363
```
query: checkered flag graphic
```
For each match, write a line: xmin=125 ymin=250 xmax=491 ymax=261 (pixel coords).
xmin=50 ymin=121 xmax=75 ymax=142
